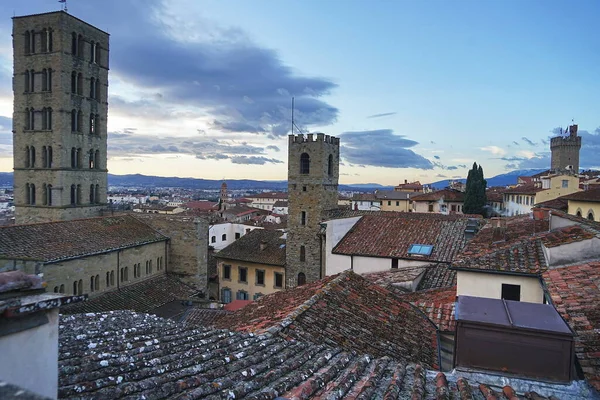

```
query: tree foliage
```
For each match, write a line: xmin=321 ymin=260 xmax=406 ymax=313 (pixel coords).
xmin=463 ymin=162 xmax=487 ymax=216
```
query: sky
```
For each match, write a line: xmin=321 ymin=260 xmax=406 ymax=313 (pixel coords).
xmin=0 ymin=0 xmax=599 ymax=185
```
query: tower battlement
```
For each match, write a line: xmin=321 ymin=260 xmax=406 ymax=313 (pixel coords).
xmin=289 ymin=133 xmax=340 ymax=146
xmin=550 ymin=124 xmax=581 ymax=174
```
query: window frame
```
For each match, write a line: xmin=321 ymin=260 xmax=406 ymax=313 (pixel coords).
xmin=255 ymin=269 xmax=265 ymax=286
xmin=501 ymin=283 xmax=521 ymax=302
xmin=222 ymin=264 xmax=231 ymax=280
xmin=238 ymin=266 xmax=248 ymax=283
xmin=274 ymin=272 xmax=284 ymax=289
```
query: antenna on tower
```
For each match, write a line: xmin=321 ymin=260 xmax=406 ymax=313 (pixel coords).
xmin=58 ymin=0 xmax=68 ymax=12
xmin=291 ymin=97 xmax=304 ymax=135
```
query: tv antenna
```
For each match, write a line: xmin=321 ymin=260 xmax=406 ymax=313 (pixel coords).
xmin=59 ymin=0 xmax=68 ymax=12
xmin=291 ymin=97 xmax=305 ymax=135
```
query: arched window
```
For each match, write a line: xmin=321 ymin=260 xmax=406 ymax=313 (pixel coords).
xmin=89 ymin=149 xmax=94 ymax=169
xmin=78 ymin=34 xmax=84 ymax=57
xmin=53 ymin=286 xmax=59 ymax=293
xmin=95 ymin=184 xmax=100 ymax=203
xmin=588 ymin=212 xmax=595 ymax=221
xmin=42 ymin=184 xmax=48 ymax=206
xmin=222 ymin=234 xmax=227 ymax=241
xmin=95 ymin=80 xmax=101 ymax=101
xmin=25 ymin=108 xmax=34 ymax=130
xmin=95 ymin=274 xmax=99 ymax=291
xmin=26 ymin=183 xmax=36 ymax=205
xmin=28 ymin=30 xmax=35 ymax=53
xmin=25 ymin=146 xmax=30 ymax=168
xmin=77 ymin=111 xmax=83 ymax=132
xmin=41 ymin=107 xmax=52 ymax=130
xmin=28 ymin=146 xmax=35 ymax=167
xmin=71 ymin=32 xmax=77 ymax=55
xmin=90 ymin=77 xmax=96 ymax=99
xmin=211 ymin=236 xmax=216 ymax=243
xmin=106 ymin=271 xmax=110 ymax=287
xmin=77 ymin=148 xmax=82 ymax=168
xmin=95 ymin=150 xmax=100 ymax=169
xmin=73 ymin=281 xmax=78 ymax=295
xmin=90 ymin=276 xmax=95 ymax=292
xmin=89 ymin=184 xmax=95 ymax=204
xmin=78 ymin=279 xmax=82 ymax=295
xmin=77 ymin=184 xmax=82 ymax=205
xmin=125 ymin=266 xmax=129 ymax=281
xmin=41 ymin=29 xmax=48 ymax=52
xmin=71 ymin=72 xmax=77 ymax=93
xmin=70 ymin=184 xmax=76 ymax=205
xmin=24 ymin=31 xmax=31 ymax=54
xmin=300 ymin=245 xmax=306 ymax=262
xmin=46 ymin=184 xmax=52 ymax=206
xmin=576 ymin=209 xmax=582 ymax=217
xmin=300 ymin=153 xmax=310 ymax=174
xmin=71 ymin=110 xmax=77 ymax=131
xmin=25 ymin=70 xmax=34 ymax=93
xmin=149 ymin=260 xmax=153 ymax=274
xmin=77 ymin=73 xmax=83 ymax=95
xmin=328 ymin=154 xmax=333 ymax=176
xmin=90 ymin=41 xmax=96 ymax=63
xmin=59 ymin=284 xmax=64 ymax=293
xmin=95 ymin=114 xmax=100 ymax=134
xmin=90 ymin=114 xmax=95 ymax=134
xmin=95 ymin=43 xmax=100 ymax=65
xmin=110 ymin=270 xmax=114 ymax=286
xmin=42 ymin=69 xmax=48 ymax=91
xmin=43 ymin=69 xmax=51 ymax=91
xmin=297 ymin=272 xmax=306 ymax=286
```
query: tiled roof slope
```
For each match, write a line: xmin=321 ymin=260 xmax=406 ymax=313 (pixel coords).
xmin=543 ymin=262 xmax=600 ymax=391
xmin=417 ymin=263 xmax=457 ymax=290
xmin=0 ymin=381 xmax=52 ymax=400
xmin=503 ymin=183 xmax=544 ymax=194
xmin=214 ymin=229 xmax=286 ymax=266
xmin=179 ymin=308 xmax=230 ymax=327
xmin=333 ymin=213 xmax=471 ymax=262
xmin=411 ymin=188 xmax=465 ymax=202
xmin=0 ymin=215 xmax=167 ymax=263
xmin=563 ymin=188 xmax=600 ymax=202
xmin=56 ymin=311 xmax=590 ymax=400
xmin=400 ymin=287 xmax=457 ymax=332
xmin=535 ymin=197 xmax=569 ymax=211
xmin=215 ymin=271 xmax=439 ymax=368
xmin=60 ymin=274 xmax=199 ymax=315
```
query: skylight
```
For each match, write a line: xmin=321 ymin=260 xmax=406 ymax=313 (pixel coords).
xmin=408 ymin=244 xmax=433 ymax=256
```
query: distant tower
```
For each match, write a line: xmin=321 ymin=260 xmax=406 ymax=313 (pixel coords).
xmin=550 ymin=124 xmax=581 ymax=175
xmin=220 ymin=182 xmax=228 ymax=202
xmin=286 ymin=133 xmax=340 ymax=288
xmin=12 ymin=11 xmax=109 ymax=224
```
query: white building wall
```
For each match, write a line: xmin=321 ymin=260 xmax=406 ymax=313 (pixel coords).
xmin=272 ymin=206 xmax=288 ymax=215
xmin=504 ymin=200 xmax=532 ymax=216
xmin=543 ymin=237 xmax=600 ymax=267
xmin=209 ymin=223 xmax=263 ymax=250
xmin=456 ymin=270 xmax=544 ymax=303
xmin=324 ymin=216 xmax=362 ymax=275
xmin=350 ymin=200 xmax=381 ymax=211
xmin=0 ymin=308 xmax=60 ymax=399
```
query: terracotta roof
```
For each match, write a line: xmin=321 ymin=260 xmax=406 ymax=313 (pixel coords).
xmin=215 ymin=271 xmax=439 ymax=368
xmin=518 ymin=176 xmax=534 ymax=184
xmin=333 ymin=213 xmax=471 ymax=262
xmin=214 ymin=229 xmax=286 ymax=267
xmin=563 ymin=188 xmax=600 ymax=203
xmin=248 ymin=192 xmax=288 ymax=200
xmin=0 ymin=215 xmax=167 ymax=263
xmin=60 ymin=274 xmax=200 ymax=315
xmin=179 ymin=307 xmax=230 ymax=326
xmin=400 ymin=286 xmax=457 ymax=332
xmin=362 ymin=267 xmax=427 ymax=291
xmin=183 ymin=200 xmax=218 ymax=211
xmin=272 ymin=200 xmax=288 ymax=207
xmin=55 ymin=311 xmax=581 ymax=400
xmin=543 ymin=262 xmax=600 ymax=391
xmin=223 ymin=299 xmax=252 ymax=311
xmin=411 ymin=189 xmax=465 ymax=202
xmin=486 ymin=187 xmax=505 ymax=203
xmin=503 ymin=183 xmax=544 ymax=195
xmin=374 ymin=190 xmax=414 ymax=200
xmin=417 ymin=263 xmax=457 ymax=290
xmin=535 ymin=197 xmax=569 ymax=211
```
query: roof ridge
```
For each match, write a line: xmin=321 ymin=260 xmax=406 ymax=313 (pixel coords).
xmin=265 ymin=270 xmax=354 ymax=336
xmin=0 ymin=213 xmax=129 ymax=229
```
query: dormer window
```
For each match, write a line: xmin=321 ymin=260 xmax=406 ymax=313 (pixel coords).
xmin=408 ymin=244 xmax=433 ymax=256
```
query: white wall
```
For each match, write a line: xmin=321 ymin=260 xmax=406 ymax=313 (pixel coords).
xmin=0 ymin=308 xmax=59 ymax=399
xmin=456 ymin=270 xmax=544 ymax=303
xmin=324 ymin=216 xmax=362 ymax=275
xmin=209 ymin=223 xmax=263 ymax=250
xmin=544 ymin=237 xmax=600 ymax=267
xmin=504 ymin=200 xmax=533 ymax=216
xmin=350 ymin=200 xmax=381 ymax=211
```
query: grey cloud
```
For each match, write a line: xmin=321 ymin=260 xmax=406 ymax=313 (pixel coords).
xmin=512 ymin=141 xmax=519 ymax=146
xmin=266 ymin=145 xmax=280 ymax=152
xmin=447 ymin=166 xmax=458 ymax=170
xmin=339 ymin=129 xmax=434 ymax=169
xmin=522 ymin=137 xmax=536 ymax=146
xmin=366 ymin=112 xmax=396 ymax=119
xmin=436 ymin=174 xmax=447 ymax=178
xmin=458 ymin=164 xmax=467 ymax=168
xmin=434 ymin=155 xmax=441 ymax=160
xmin=230 ymin=156 xmax=284 ymax=165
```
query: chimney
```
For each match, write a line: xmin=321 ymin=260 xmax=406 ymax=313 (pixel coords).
xmin=569 ymin=124 xmax=578 ymax=137
xmin=491 ymin=217 xmax=507 ymax=242
xmin=259 ymin=240 xmax=267 ymax=251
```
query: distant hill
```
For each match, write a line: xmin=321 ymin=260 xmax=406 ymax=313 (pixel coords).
xmin=428 ymin=169 xmax=548 ymax=189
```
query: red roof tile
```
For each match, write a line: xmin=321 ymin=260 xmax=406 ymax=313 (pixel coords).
xmin=333 ymin=213 xmax=472 ymax=262
xmin=543 ymin=262 xmax=600 ymax=391
xmin=183 ymin=200 xmax=218 ymax=211
xmin=223 ymin=299 xmax=252 ymax=311
xmin=214 ymin=229 xmax=286 ymax=266
xmin=0 ymin=215 xmax=167 ymax=262
xmin=563 ymin=188 xmax=600 ymax=203
xmin=215 ymin=271 xmax=439 ymax=368
xmin=400 ymin=287 xmax=457 ymax=332
xmin=248 ymin=192 xmax=288 ymax=199
xmin=411 ymin=189 xmax=465 ymax=202
xmin=503 ymin=183 xmax=544 ymax=195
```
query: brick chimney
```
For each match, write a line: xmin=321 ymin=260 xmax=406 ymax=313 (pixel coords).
xmin=491 ymin=217 xmax=507 ymax=242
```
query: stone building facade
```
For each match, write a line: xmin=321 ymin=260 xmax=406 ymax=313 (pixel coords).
xmin=286 ymin=133 xmax=339 ymax=287
xmin=550 ymin=124 xmax=581 ymax=174
xmin=12 ymin=11 xmax=109 ymax=224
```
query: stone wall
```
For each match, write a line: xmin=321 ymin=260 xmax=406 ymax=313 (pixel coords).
xmin=13 ymin=11 xmax=109 ymax=223
xmin=286 ymin=133 xmax=340 ymax=287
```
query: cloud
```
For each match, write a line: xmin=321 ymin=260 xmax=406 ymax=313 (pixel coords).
xmin=522 ymin=137 xmax=536 ymax=146
xmin=266 ymin=145 xmax=280 ymax=152
xmin=447 ymin=166 xmax=458 ymax=170
xmin=434 ymin=155 xmax=441 ymax=160
xmin=436 ymin=174 xmax=447 ymax=178
xmin=458 ymin=164 xmax=467 ymax=168
xmin=339 ymin=129 xmax=434 ymax=169
xmin=480 ymin=146 xmax=506 ymax=156
xmin=512 ymin=141 xmax=519 ymax=146
xmin=6 ymin=0 xmax=339 ymax=137
xmin=366 ymin=112 xmax=396 ymax=119
xmin=230 ymin=156 xmax=284 ymax=165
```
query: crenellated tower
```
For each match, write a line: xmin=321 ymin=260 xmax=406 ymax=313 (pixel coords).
xmin=550 ymin=124 xmax=581 ymax=175
xmin=286 ymin=133 xmax=339 ymax=288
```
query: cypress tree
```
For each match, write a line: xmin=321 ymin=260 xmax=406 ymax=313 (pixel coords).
xmin=463 ymin=162 xmax=487 ymax=216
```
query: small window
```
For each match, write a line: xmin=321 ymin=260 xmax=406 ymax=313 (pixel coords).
xmin=388 ymin=201 xmax=391 ymax=206
xmin=300 ymin=153 xmax=310 ymax=174
xmin=428 ymin=204 xmax=434 ymax=212
xmin=274 ymin=272 xmax=283 ymax=288
xmin=236 ymin=290 xmax=249 ymax=301
xmin=211 ymin=236 xmax=216 ymax=243
xmin=588 ymin=212 xmax=595 ymax=221
xmin=239 ymin=267 xmax=248 ymax=283
xmin=391 ymin=258 xmax=398 ymax=269
xmin=235 ymin=232 xmax=240 ymax=239
xmin=223 ymin=264 xmax=231 ymax=280
xmin=396 ymin=201 xmax=399 ymax=206
xmin=501 ymin=284 xmax=521 ymax=302
xmin=408 ymin=244 xmax=434 ymax=256
xmin=328 ymin=154 xmax=333 ymax=176
xmin=562 ymin=180 xmax=569 ymax=189
xmin=256 ymin=269 xmax=265 ymax=286
xmin=222 ymin=234 xmax=227 ymax=241
xmin=451 ymin=204 xmax=457 ymax=212
xmin=303 ymin=186 xmax=307 ymax=192
xmin=301 ymin=211 xmax=306 ymax=226
xmin=221 ymin=288 xmax=232 ymax=304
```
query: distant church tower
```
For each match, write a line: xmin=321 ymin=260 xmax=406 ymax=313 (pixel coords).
xmin=550 ymin=124 xmax=581 ymax=175
xmin=286 ymin=133 xmax=339 ymax=288
xmin=12 ymin=11 xmax=109 ymax=224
